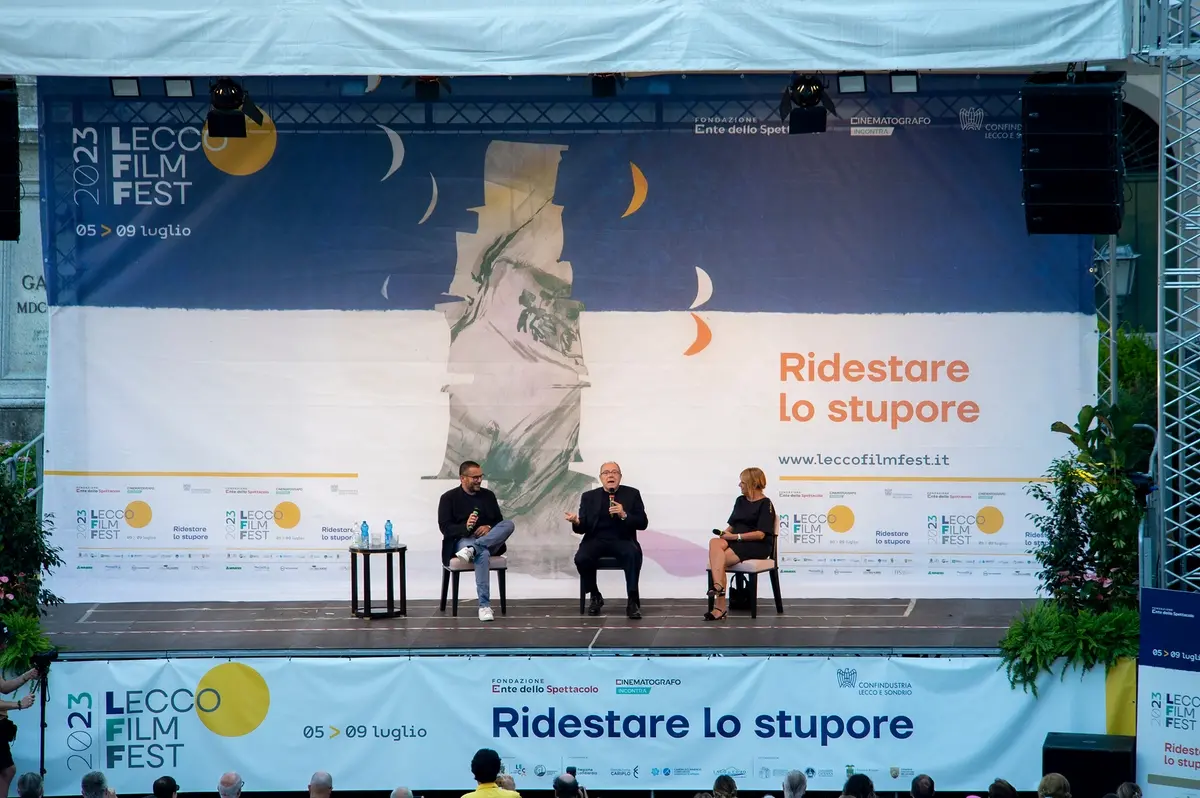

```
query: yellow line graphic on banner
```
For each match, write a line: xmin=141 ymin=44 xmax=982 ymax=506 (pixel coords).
xmin=45 ymin=471 xmax=358 ymax=478
xmin=779 ymin=476 xmax=1049 ymax=483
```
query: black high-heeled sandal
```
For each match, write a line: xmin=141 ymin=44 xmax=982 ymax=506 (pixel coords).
xmin=706 ymin=582 xmax=726 ymax=598
xmin=704 ymin=606 xmax=729 ymax=621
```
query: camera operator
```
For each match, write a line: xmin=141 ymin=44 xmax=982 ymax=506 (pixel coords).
xmin=0 ymin=664 xmax=38 ymax=798
xmin=553 ymin=772 xmax=587 ymax=798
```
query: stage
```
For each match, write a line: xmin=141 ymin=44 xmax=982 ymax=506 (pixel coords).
xmin=42 ymin=597 xmax=1029 ymax=658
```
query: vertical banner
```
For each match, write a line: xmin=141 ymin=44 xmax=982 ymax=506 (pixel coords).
xmin=1138 ymin=587 xmax=1200 ymax=798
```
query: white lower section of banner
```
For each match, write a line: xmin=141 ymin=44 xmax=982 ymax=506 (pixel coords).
xmin=43 ymin=306 xmax=1093 ymax=603
xmin=1137 ymin=664 xmax=1200 ymax=798
xmin=8 ymin=655 xmax=1105 ymax=795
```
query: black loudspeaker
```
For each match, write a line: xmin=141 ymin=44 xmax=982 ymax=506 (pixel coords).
xmin=1042 ymin=732 xmax=1136 ymax=798
xmin=1021 ymin=71 xmax=1126 ymax=235
xmin=0 ymin=81 xmax=17 ymax=242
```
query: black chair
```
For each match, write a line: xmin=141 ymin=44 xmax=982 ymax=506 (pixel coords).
xmin=707 ymin=532 xmax=783 ymax=619
xmin=439 ymin=555 xmax=508 ymax=617
xmin=579 ymin=555 xmax=627 ymax=614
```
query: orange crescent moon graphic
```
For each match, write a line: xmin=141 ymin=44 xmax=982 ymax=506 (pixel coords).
xmin=683 ymin=313 xmax=712 ymax=356
xmin=622 ymin=162 xmax=648 ymax=218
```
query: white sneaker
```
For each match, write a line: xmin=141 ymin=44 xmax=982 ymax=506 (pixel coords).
xmin=478 ymin=606 xmax=495 ymax=622
xmin=455 ymin=545 xmax=476 ymax=563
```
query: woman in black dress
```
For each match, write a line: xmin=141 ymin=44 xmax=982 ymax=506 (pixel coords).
xmin=705 ymin=467 xmax=776 ymax=620
xmin=0 ymin=663 xmax=37 ymax=798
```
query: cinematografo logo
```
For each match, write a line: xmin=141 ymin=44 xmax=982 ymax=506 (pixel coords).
xmin=66 ymin=661 xmax=270 ymax=770
xmin=76 ymin=501 xmax=153 ymax=539
xmin=615 ymin=677 xmax=681 ymax=695
xmin=225 ymin=501 xmax=301 ymax=540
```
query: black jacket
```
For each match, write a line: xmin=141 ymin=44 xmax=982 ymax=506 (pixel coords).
xmin=437 ymin=486 xmax=508 ymax=565
xmin=571 ymin=485 xmax=648 ymax=542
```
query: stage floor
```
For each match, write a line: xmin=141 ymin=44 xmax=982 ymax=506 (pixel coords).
xmin=43 ymin=598 xmax=1029 ymax=658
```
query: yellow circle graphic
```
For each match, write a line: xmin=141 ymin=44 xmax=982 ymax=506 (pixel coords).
xmin=827 ymin=505 xmax=855 ymax=533
xmin=274 ymin=501 xmax=301 ymax=529
xmin=124 ymin=501 xmax=152 ymax=529
xmin=203 ymin=113 xmax=278 ymax=176
xmin=195 ymin=662 xmax=270 ymax=737
xmin=976 ymin=506 xmax=1004 ymax=534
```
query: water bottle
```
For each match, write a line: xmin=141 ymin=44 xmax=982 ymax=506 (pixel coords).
xmin=359 ymin=521 xmax=370 ymax=549
xmin=384 ymin=519 xmax=394 ymax=548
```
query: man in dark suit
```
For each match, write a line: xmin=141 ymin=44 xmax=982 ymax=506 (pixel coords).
xmin=564 ymin=461 xmax=647 ymax=619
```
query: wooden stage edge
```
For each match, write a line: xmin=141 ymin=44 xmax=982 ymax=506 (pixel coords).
xmin=41 ymin=598 xmax=1032 ymax=659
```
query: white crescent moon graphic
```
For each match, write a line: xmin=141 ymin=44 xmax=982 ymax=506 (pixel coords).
xmin=377 ymin=124 xmax=405 ymax=181
xmin=365 ymin=75 xmax=382 ymax=93
xmin=381 ymin=275 xmax=390 ymax=300
xmin=690 ymin=266 xmax=713 ymax=309
xmin=418 ymin=173 xmax=438 ymax=225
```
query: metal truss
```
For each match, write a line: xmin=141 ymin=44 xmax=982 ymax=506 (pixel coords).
xmin=1155 ymin=0 xmax=1200 ymax=590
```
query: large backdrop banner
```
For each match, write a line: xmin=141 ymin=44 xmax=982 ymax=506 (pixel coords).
xmin=36 ymin=74 xmax=1095 ymax=602
xmin=9 ymin=655 xmax=1107 ymax=795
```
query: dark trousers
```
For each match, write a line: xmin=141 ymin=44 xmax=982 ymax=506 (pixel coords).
xmin=575 ymin=537 xmax=642 ymax=598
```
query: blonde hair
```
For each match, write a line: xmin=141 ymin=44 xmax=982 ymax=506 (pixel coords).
xmin=740 ymin=467 xmax=767 ymax=491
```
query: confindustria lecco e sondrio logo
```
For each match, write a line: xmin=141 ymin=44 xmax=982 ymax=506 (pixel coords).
xmin=63 ymin=662 xmax=270 ymax=769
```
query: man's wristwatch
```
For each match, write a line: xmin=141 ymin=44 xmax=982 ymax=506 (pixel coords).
xmin=737 ymin=533 xmax=742 ymax=541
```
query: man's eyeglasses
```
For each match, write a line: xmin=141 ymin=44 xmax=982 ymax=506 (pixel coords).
xmin=600 ymin=470 xmax=620 ymax=476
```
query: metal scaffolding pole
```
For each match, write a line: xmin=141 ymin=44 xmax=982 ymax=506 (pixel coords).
xmin=1155 ymin=0 xmax=1200 ymax=590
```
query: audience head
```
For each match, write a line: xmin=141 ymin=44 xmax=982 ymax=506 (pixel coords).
xmin=713 ymin=774 xmax=738 ymax=798
xmin=309 ymin=771 xmax=333 ymax=798
xmin=783 ymin=770 xmax=807 ymax=798
xmin=739 ymin=467 xmax=767 ymax=496
xmin=459 ymin=461 xmax=484 ymax=494
xmin=1038 ymin=773 xmax=1071 ymax=798
xmin=496 ymin=775 xmax=516 ymax=791
xmin=81 ymin=772 xmax=108 ymax=798
xmin=553 ymin=773 xmax=580 ymax=798
xmin=152 ymin=777 xmax=178 ymax=798
xmin=217 ymin=772 xmax=244 ymax=798
xmin=16 ymin=773 xmax=43 ymax=798
xmin=471 ymin=748 xmax=503 ymax=784
xmin=912 ymin=774 xmax=935 ymax=798
xmin=1117 ymin=783 xmax=1142 ymax=798
xmin=989 ymin=778 xmax=1017 ymax=798
xmin=844 ymin=773 xmax=875 ymax=798
xmin=389 ymin=789 xmax=413 ymax=798
xmin=600 ymin=462 xmax=623 ymax=491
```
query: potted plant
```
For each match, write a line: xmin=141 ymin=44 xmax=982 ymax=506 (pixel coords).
xmin=0 ymin=464 xmax=63 ymax=678
xmin=999 ymin=403 xmax=1145 ymax=695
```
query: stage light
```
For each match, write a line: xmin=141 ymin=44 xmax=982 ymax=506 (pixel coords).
xmin=890 ymin=72 xmax=920 ymax=93
xmin=592 ymin=73 xmax=625 ymax=98
xmin=403 ymin=76 xmax=451 ymax=101
xmin=110 ymin=78 xmax=140 ymax=98
xmin=779 ymin=74 xmax=838 ymax=134
xmin=164 ymin=79 xmax=194 ymax=98
xmin=206 ymin=77 xmax=264 ymax=139
xmin=837 ymin=73 xmax=867 ymax=94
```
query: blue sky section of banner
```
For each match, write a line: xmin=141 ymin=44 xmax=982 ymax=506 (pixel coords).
xmin=37 ymin=75 xmax=1093 ymax=315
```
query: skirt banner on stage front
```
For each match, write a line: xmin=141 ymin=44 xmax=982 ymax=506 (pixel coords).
xmin=12 ymin=655 xmax=1107 ymax=794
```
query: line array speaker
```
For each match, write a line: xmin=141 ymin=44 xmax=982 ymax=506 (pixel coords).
xmin=0 ymin=80 xmax=18 ymax=242
xmin=1042 ymin=732 xmax=1136 ymax=798
xmin=1021 ymin=71 xmax=1126 ymax=235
